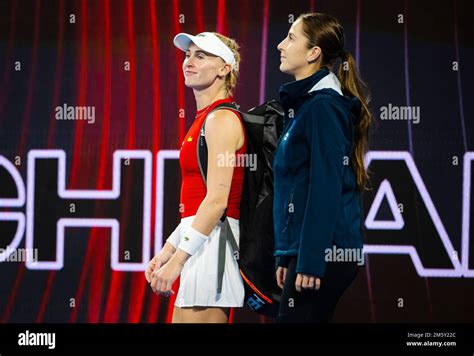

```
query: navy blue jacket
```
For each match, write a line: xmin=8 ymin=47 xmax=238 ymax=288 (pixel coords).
xmin=273 ymin=68 xmax=363 ymax=278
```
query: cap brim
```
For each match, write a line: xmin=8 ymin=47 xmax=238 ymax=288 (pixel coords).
xmin=173 ymin=33 xmax=213 ymax=54
xmin=173 ymin=33 xmax=194 ymax=51
xmin=173 ymin=32 xmax=235 ymax=68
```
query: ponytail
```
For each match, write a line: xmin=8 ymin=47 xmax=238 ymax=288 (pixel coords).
xmin=338 ymin=50 xmax=372 ymax=191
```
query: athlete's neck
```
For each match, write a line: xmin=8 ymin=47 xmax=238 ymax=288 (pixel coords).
xmin=194 ymin=86 xmax=228 ymax=111
xmin=294 ymin=63 xmax=321 ymax=81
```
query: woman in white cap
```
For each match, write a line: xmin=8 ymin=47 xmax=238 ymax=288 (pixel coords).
xmin=145 ymin=32 xmax=246 ymax=323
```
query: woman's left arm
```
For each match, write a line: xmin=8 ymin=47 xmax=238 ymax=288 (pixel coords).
xmin=185 ymin=109 xmax=243 ymax=238
xmin=295 ymin=99 xmax=347 ymax=291
xmin=151 ymin=109 xmax=243 ymax=296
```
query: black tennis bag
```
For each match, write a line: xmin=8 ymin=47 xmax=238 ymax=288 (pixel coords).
xmin=196 ymin=100 xmax=284 ymax=318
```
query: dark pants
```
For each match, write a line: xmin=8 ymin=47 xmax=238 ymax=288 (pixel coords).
xmin=278 ymin=257 xmax=359 ymax=323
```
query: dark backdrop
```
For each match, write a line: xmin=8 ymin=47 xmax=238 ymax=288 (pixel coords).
xmin=0 ymin=0 xmax=473 ymax=323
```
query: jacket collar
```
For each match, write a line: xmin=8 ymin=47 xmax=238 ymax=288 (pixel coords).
xmin=279 ymin=68 xmax=331 ymax=113
xmin=308 ymin=71 xmax=343 ymax=95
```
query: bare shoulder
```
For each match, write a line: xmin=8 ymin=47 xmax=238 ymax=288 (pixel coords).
xmin=205 ymin=109 xmax=242 ymax=136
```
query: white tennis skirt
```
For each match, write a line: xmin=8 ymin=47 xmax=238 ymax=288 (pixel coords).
xmin=174 ymin=215 xmax=245 ymax=308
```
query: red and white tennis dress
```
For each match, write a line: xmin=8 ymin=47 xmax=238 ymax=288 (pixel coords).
xmin=167 ymin=97 xmax=246 ymax=308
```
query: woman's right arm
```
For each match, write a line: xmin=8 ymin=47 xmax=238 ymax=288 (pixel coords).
xmin=144 ymin=223 xmax=180 ymax=284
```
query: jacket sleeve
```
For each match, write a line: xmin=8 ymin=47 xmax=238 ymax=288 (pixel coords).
xmin=276 ymin=255 xmax=291 ymax=268
xmin=296 ymin=99 xmax=347 ymax=277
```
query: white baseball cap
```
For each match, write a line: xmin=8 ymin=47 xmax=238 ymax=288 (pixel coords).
xmin=173 ymin=32 xmax=236 ymax=69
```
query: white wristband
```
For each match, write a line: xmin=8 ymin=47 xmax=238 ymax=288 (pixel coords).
xmin=177 ymin=226 xmax=208 ymax=256
xmin=166 ymin=223 xmax=181 ymax=249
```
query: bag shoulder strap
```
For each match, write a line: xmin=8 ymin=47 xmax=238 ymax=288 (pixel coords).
xmin=195 ymin=102 xmax=240 ymax=294
xmin=196 ymin=102 xmax=240 ymax=188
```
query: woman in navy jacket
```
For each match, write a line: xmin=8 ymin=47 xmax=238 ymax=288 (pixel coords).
xmin=273 ymin=13 xmax=372 ymax=322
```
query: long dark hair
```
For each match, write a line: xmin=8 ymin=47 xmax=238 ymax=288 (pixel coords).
xmin=298 ymin=12 xmax=372 ymax=190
